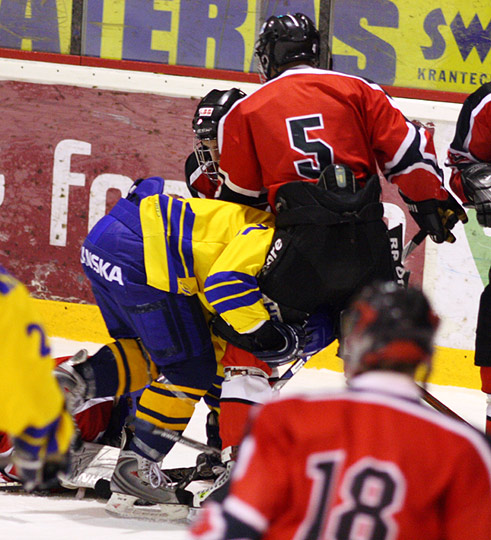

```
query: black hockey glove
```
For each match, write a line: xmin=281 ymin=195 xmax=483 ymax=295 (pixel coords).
xmin=400 ymin=191 xmax=468 ymax=243
xmin=460 ymin=163 xmax=491 ymax=227
xmin=252 ymin=322 xmax=306 ymax=366
xmin=254 ymin=312 xmax=336 ymax=365
xmin=211 ymin=316 xmax=306 ymax=366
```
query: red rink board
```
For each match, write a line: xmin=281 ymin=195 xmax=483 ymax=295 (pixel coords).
xmin=0 ymin=79 xmax=424 ymax=304
xmin=0 ymin=80 xmax=197 ymax=303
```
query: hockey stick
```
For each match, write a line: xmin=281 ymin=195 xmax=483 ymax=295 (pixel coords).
xmin=418 ymin=384 xmax=473 ymax=427
xmin=272 ymin=355 xmax=311 ymax=391
xmin=152 ymin=426 xmax=221 ymax=457
xmin=402 ymin=230 xmax=427 ymax=263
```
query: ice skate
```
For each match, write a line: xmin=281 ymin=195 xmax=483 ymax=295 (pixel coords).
xmin=189 ymin=459 xmax=233 ymax=520
xmin=105 ymin=448 xmax=193 ymax=521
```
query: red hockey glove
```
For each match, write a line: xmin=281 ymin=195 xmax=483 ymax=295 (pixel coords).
xmin=400 ymin=191 xmax=468 ymax=243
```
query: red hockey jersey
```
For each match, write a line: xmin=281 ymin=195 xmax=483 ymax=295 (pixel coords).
xmin=217 ymin=67 xmax=447 ymax=207
xmin=446 ymin=82 xmax=491 ymax=203
xmin=190 ymin=372 xmax=491 ymax=540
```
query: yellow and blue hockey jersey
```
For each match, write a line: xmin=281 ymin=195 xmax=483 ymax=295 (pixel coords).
xmin=0 ymin=266 xmax=73 ymax=456
xmin=140 ymin=195 xmax=275 ymax=334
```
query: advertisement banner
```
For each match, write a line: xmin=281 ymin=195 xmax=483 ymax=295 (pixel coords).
xmin=0 ymin=77 xmax=422 ymax=305
xmin=333 ymin=0 xmax=491 ymax=92
xmin=0 ymin=80 xmax=197 ymax=303
xmin=0 ymin=0 xmax=73 ymax=54
xmin=83 ymin=0 xmax=320 ymax=70
xmin=0 ymin=1 xmax=488 ymax=94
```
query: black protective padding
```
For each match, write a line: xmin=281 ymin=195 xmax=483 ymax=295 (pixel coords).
xmin=258 ymin=177 xmax=396 ymax=317
xmin=475 ymin=280 xmax=491 ymax=367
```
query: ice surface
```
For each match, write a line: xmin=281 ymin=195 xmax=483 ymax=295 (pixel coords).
xmin=0 ymin=337 xmax=485 ymax=539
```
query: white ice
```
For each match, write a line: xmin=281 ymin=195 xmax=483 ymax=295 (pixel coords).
xmin=0 ymin=337 xmax=486 ymax=539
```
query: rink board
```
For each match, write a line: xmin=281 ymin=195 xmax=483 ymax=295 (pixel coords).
xmin=0 ymin=57 xmax=486 ymax=392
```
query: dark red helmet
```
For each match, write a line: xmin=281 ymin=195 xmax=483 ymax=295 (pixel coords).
xmin=340 ymin=281 xmax=440 ymax=377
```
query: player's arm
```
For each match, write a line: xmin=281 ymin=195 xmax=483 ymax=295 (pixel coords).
xmin=216 ymin=106 xmax=266 ymax=205
xmin=203 ymin=225 xmax=300 ymax=356
xmin=0 ymin=272 xmax=74 ymax=490
xmin=446 ymin=82 xmax=491 ymax=171
xmin=204 ymin=224 xmax=275 ymax=335
xmin=363 ymin=84 xmax=467 ymax=242
xmin=204 ymin=225 xmax=332 ymax=364
xmin=446 ymin=85 xmax=491 ymax=220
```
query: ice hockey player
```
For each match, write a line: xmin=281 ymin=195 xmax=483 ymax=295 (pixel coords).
xmin=446 ymin=81 xmax=491 ymax=436
xmin=55 ymin=176 xmax=331 ymax=520
xmin=184 ymin=82 xmax=404 ymax=508
xmin=189 ymin=281 xmax=491 ymax=540
xmin=0 ymin=264 xmax=74 ymax=492
xmin=184 ymin=88 xmax=277 ymax=504
xmin=185 ymin=88 xmax=245 ymax=200
xmin=216 ymin=13 xmax=467 ymax=246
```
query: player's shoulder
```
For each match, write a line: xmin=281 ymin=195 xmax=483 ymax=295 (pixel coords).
xmin=257 ymin=390 xmax=342 ymax=421
xmin=469 ymin=81 xmax=491 ymax=100
xmin=463 ymin=82 xmax=491 ymax=111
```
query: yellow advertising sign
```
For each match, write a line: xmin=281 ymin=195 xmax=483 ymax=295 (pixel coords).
xmin=333 ymin=0 xmax=491 ymax=93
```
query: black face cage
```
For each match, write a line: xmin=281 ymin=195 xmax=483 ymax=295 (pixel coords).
xmin=193 ymin=139 xmax=220 ymax=184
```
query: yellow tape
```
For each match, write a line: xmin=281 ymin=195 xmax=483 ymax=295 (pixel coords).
xmin=34 ymin=299 xmax=481 ymax=390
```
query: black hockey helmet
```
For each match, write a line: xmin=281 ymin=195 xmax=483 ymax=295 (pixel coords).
xmin=192 ymin=88 xmax=245 ymax=185
xmin=192 ymin=88 xmax=246 ymax=141
xmin=340 ymin=281 xmax=440 ymax=378
xmin=255 ymin=12 xmax=320 ymax=81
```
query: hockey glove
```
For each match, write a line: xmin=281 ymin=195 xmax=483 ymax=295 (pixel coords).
xmin=12 ymin=412 xmax=72 ymax=492
xmin=12 ymin=446 xmax=70 ymax=492
xmin=400 ymin=191 xmax=468 ymax=243
xmin=254 ymin=312 xmax=335 ymax=366
xmin=302 ymin=311 xmax=336 ymax=357
xmin=460 ymin=163 xmax=491 ymax=227
xmin=252 ymin=322 xmax=306 ymax=366
xmin=211 ymin=316 xmax=306 ymax=366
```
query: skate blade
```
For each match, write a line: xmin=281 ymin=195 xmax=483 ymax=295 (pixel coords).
xmin=187 ymin=506 xmax=204 ymax=522
xmin=105 ymin=492 xmax=190 ymax=521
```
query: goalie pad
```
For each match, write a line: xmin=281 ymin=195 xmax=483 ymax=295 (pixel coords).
xmin=60 ymin=442 xmax=118 ymax=491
